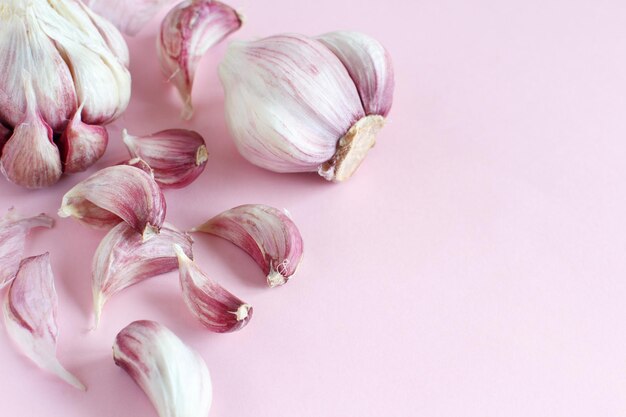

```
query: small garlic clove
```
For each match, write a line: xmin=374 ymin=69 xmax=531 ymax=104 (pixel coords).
xmin=158 ymin=0 xmax=242 ymax=119
xmin=123 ymin=129 xmax=208 ymax=188
xmin=4 ymin=253 xmax=86 ymax=391
xmin=92 ymin=222 xmax=193 ymax=327
xmin=192 ymin=204 xmax=303 ymax=287
xmin=317 ymin=31 xmax=394 ymax=117
xmin=84 ymin=0 xmax=174 ymax=36
xmin=174 ymin=245 xmax=252 ymax=332
xmin=0 ymin=208 xmax=54 ymax=288
xmin=58 ymin=165 xmax=166 ymax=240
xmin=59 ymin=104 xmax=109 ymax=174
xmin=113 ymin=320 xmax=212 ymax=417
xmin=121 ymin=157 xmax=155 ymax=179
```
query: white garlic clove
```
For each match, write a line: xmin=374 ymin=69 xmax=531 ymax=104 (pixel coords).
xmin=84 ymin=0 xmax=174 ymax=36
xmin=174 ymin=245 xmax=252 ymax=332
xmin=121 ymin=157 xmax=155 ymax=179
xmin=123 ymin=129 xmax=208 ymax=188
xmin=58 ymin=165 xmax=167 ymax=240
xmin=158 ymin=0 xmax=242 ymax=119
xmin=78 ymin=1 xmax=130 ymax=67
xmin=317 ymin=31 xmax=395 ymax=117
xmin=59 ymin=104 xmax=109 ymax=174
xmin=0 ymin=74 xmax=62 ymax=189
xmin=192 ymin=204 xmax=304 ymax=287
xmin=0 ymin=208 xmax=54 ymax=288
xmin=4 ymin=253 xmax=86 ymax=391
xmin=113 ymin=320 xmax=212 ymax=417
xmin=92 ymin=222 xmax=193 ymax=327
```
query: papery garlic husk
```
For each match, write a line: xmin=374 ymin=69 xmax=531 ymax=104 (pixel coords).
xmin=0 ymin=208 xmax=54 ymax=288
xmin=92 ymin=222 xmax=193 ymax=327
xmin=59 ymin=104 xmax=109 ymax=173
xmin=58 ymin=165 xmax=166 ymax=240
xmin=113 ymin=320 xmax=212 ymax=417
xmin=174 ymin=245 xmax=252 ymax=332
xmin=121 ymin=157 xmax=155 ymax=178
xmin=219 ymin=32 xmax=394 ymax=182
xmin=158 ymin=0 xmax=242 ymax=119
xmin=192 ymin=204 xmax=303 ymax=287
xmin=4 ymin=253 xmax=86 ymax=390
xmin=123 ymin=129 xmax=208 ymax=188
xmin=85 ymin=0 xmax=174 ymax=36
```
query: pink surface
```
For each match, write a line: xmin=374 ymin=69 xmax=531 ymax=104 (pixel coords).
xmin=1 ymin=0 xmax=625 ymax=416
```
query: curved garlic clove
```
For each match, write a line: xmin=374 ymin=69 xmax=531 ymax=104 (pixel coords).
xmin=4 ymin=253 xmax=86 ymax=391
xmin=123 ymin=129 xmax=208 ymax=188
xmin=174 ymin=245 xmax=252 ymax=332
xmin=85 ymin=0 xmax=174 ymax=36
xmin=113 ymin=320 xmax=212 ymax=417
xmin=192 ymin=204 xmax=303 ymax=287
xmin=158 ymin=0 xmax=242 ymax=119
xmin=0 ymin=208 xmax=54 ymax=288
xmin=317 ymin=31 xmax=394 ymax=117
xmin=92 ymin=222 xmax=193 ymax=327
xmin=58 ymin=165 xmax=166 ymax=240
xmin=59 ymin=104 xmax=109 ymax=174
xmin=121 ymin=157 xmax=155 ymax=178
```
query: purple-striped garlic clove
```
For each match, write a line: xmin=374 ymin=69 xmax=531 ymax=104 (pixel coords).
xmin=59 ymin=104 xmax=109 ymax=174
xmin=192 ymin=204 xmax=303 ymax=287
xmin=123 ymin=129 xmax=208 ymax=188
xmin=58 ymin=165 xmax=166 ymax=240
xmin=0 ymin=208 xmax=54 ymax=288
xmin=158 ymin=0 xmax=242 ymax=119
xmin=4 ymin=253 xmax=86 ymax=390
xmin=92 ymin=222 xmax=193 ymax=327
xmin=174 ymin=245 xmax=252 ymax=333
xmin=84 ymin=0 xmax=174 ymax=36
xmin=113 ymin=320 xmax=212 ymax=417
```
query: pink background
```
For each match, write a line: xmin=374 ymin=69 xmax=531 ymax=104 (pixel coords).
xmin=2 ymin=0 xmax=626 ymax=415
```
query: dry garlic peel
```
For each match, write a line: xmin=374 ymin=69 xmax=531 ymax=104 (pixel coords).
xmin=219 ymin=32 xmax=394 ymax=181
xmin=192 ymin=204 xmax=304 ymax=287
xmin=123 ymin=129 xmax=208 ymax=188
xmin=174 ymin=245 xmax=252 ymax=333
xmin=122 ymin=157 xmax=155 ymax=178
xmin=92 ymin=222 xmax=193 ymax=327
xmin=59 ymin=104 xmax=109 ymax=174
xmin=58 ymin=165 xmax=166 ymax=240
xmin=4 ymin=253 xmax=86 ymax=390
xmin=158 ymin=0 xmax=242 ymax=119
xmin=113 ymin=320 xmax=212 ymax=417
xmin=84 ymin=0 xmax=173 ymax=36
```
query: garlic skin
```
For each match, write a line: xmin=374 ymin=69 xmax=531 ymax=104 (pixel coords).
xmin=0 ymin=209 xmax=54 ymax=288
xmin=92 ymin=222 xmax=193 ymax=327
xmin=174 ymin=245 xmax=252 ymax=332
xmin=84 ymin=0 xmax=174 ymax=36
xmin=123 ymin=129 xmax=208 ymax=188
xmin=158 ymin=0 xmax=242 ymax=119
xmin=59 ymin=165 xmax=166 ymax=240
xmin=4 ymin=253 xmax=86 ymax=390
xmin=113 ymin=320 xmax=212 ymax=417
xmin=192 ymin=204 xmax=303 ymax=287
xmin=121 ymin=157 xmax=155 ymax=178
xmin=219 ymin=32 xmax=394 ymax=181
xmin=59 ymin=104 xmax=109 ymax=174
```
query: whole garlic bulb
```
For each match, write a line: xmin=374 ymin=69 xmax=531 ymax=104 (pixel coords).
xmin=219 ymin=31 xmax=394 ymax=182
xmin=0 ymin=0 xmax=131 ymax=188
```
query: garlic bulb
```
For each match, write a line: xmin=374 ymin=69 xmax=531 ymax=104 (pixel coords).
xmin=219 ymin=31 xmax=394 ymax=181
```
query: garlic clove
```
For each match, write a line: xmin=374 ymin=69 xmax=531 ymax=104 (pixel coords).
xmin=4 ymin=253 xmax=86 ymax=391
xmin=158 ymin=0 xmax=242 ymax=119
xmin=0 ymin=208 xmax=54 ymax=288
xmin=0 ymin=74 xmax=62 ymax=189
xmin=58 ymin=165 xmax=166 ymax=240
xmin=59 ymin=104 xmax=109 ymax=174
xmin=121 ymin=157 xmax=156 ymax=179
xmin=192 ymin=204 xmax=303 ymax=287
xmin=174 ymin=245 xmax=252 ymax=332
xmin=84 ymin=0 xmax=174 ymax=36
xmin=123 ymin=129 xmax=208 ymax=188
xmin=113 ymin=320 xmax=212 ymax=417
xmin=92 ymin=222 xmax=193 ymax=327
xmin=317 ymin=31 xmax=395 ymax=117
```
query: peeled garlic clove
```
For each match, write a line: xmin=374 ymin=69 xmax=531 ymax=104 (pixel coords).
xmin=92 ymin=222 xmax=193 ymax=327
xmin=123 ymin=129 xmax=208 ymax=188
xmin=59 ymin=165 xmax=166 ymax=240
xmin=174 ymin=245 xmax=252 ymax=332
xmin=158 ymin=0 xmax=242 ymax=119
xmin=121 ymin=157 xmax=155 ymax=178
xmin=4 ymin=253 xmax=86 ymax=390
xmin=192 ymin=204 xmax=303 ymax=287
xmin=0 ymin=209 xmax=54 ymax=288
xmin=85 ymin=0 xmax=174 ymax=36
xmin=59 ymin=104 xmax=109 ymax=174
